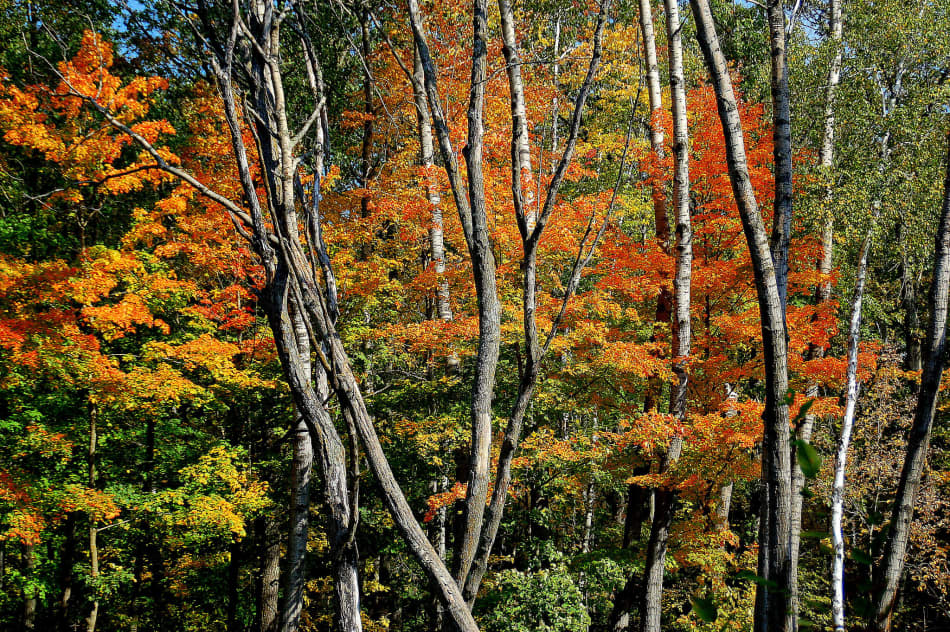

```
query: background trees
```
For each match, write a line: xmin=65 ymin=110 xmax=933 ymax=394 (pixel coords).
xmin=0 ymin=1 xmax=948 ymax=631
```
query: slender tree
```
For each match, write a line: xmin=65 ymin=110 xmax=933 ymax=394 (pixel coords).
xmin=830 ymin=225 xmax=873 ymax=632
xmin=638 ymin=0 xmax=692 ymax=630
xmin=790 ymin=1 xmax=844 ymax=627
xmin=689 ymin=2 xmax=793 ymax=630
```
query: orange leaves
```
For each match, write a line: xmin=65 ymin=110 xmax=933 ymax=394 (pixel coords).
xmin=600 ymin=340 xmax=672 ymax=381
xmin=55 ymin=31 xmax=169 ymax=123
xmin=424 ymin=481 xmax=468 ymax=522
xmin=60 ymin=485 xmax=120 ymax=522
xmin=82 ymin=294 xmax=161 ymax=340
xmin=0 ymin=30 xmax=176 ymax=199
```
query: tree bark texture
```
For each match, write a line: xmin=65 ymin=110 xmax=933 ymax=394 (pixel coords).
xmin=638 ymin=0 xmax=670 ymax=245
xmin=767 ymin=0 xmax=793 ymax=313
xmin=639 ymin=1 xmax=692 ymax=630
xmin=258 ymin=516 xmax=281 ymax=632
xmin=690 ymin=2 xmax=793 ymax=630
xmin=872 ymin=131 xmax=950 ymax=632
xmin=280 ymin=310 xmax=315 ymax=632
xmin=831 ymin=227 xmax=872 ymax=632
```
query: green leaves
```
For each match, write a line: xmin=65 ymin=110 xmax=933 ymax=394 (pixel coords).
xmin=735 ymin=570 xmax=779 ymax=590
xmin=791 ymin=398 xmax=815 ymax=426
xmin=688 ymin=594 xmax=718 ymax=623
xmin=795 ymin=439 xmax=822 ymax=478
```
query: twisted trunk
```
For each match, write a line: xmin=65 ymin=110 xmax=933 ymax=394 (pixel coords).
xmin=280 ymin=310 xmax=314 ymax=632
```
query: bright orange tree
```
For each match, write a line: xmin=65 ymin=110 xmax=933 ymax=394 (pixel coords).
xmin=0 ymin=32 xmax=275 ymax=623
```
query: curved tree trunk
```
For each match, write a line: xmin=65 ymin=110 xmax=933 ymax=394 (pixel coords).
xmin=831 ymin=226 xmax=873 ymax=632
xmin=690 ymin=3 xmax=793 ymax=630
xmin=872 ymin=130 xmax=950 ymax=632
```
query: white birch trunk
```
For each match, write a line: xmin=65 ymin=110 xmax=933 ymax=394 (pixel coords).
xmin=831 ymin=227 xmax=873 ymax=632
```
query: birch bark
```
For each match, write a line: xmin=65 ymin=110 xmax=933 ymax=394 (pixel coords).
xmin=639 ymin=1 xmax=692 ymax=630
xmin=831 ymin=226 xmax=873 ymax=632
xmin=690 ymin=3 xmax=793 ymax=630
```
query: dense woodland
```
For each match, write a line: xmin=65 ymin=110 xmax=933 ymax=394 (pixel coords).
xmin=0 ymin=0 xmax=948 ymax=630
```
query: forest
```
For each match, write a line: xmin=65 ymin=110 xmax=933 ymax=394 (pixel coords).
xmin=0 ymin=0 xmax=948 ymax=630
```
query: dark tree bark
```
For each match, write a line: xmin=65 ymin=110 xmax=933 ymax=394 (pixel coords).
xmin=58 ymin=513 xmax=77 ymax=632
xmin=872 ymin=130 xmax=950 ymax=632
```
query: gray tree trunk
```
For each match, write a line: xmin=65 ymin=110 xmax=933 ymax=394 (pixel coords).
xmin=86 ymin=407 xmax=100 ymax=632
xmin=280 ymin=310 xmax=314 ymax=632
xmin=690 ymin=2 xmax=793 ymax=630
xmin=258 ymin=516 xmax=281 ymax=632
xmin=872 ymin=131 xmax=950 ymax=632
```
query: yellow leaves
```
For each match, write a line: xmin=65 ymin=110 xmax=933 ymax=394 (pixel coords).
xmin=144 ymin=335 xmax=274 ymax=391
xmin=113 ymin=364 xmax=207 ymax=411
xmin=145 ymin=445 xmax=270 ymax=546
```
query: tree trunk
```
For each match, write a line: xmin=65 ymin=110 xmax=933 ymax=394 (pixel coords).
xmin=58 ymin=513 xmax=77 ymax=632
xmin=901 ymin=256 xmax=923 ymax=372
xmin=412 ymin=45 xmax=456 ymax=339
xmin=86 ymin=407 xmax=100 ymax=632
xmin=690 ymin=3 xmax=793 ymax=631
xmin=412 ymin=0 xmax=503 ymax=588
xmin=639 ymin=0 xmax=670 ymax=245
xmin=790 ymin=2 xmax=843 ymax=626
xmin=280 ymin=310 xmax=314 ymax=632
xmin=622 ymin=476 xmax=650 ymax=549
xmin=767 ymin=4 xmax=796 ymax=623
xmin=767 ymin=0 xmax=793 ymax=313
xmin=458 ymin=0 xmax=612 ymax=604
xmin=22 ymin=543 xmax=36 ymax=632
xmin=270 ymin=302 xmax=363 ymax=632
xmin=639 ymin=0 xmax=693 ymax=629
xmin=499 ymin=0 xmax=536 ymax=233
xmin=227 ymin=539 xmax=242 ymax=632
xmin=872 ymin=131 xmax=950 ymax=632
xmin=831 ymin=226 xmax=873 ymax=632
xmin=258 ymin=516 xmax=281 ymax=632
xmin=717 ymin=483 xmax=734 ymax=529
